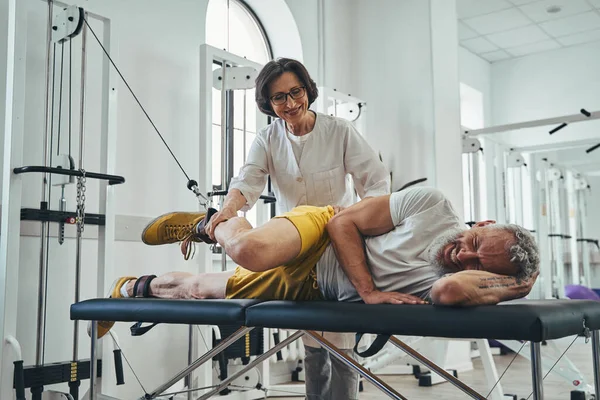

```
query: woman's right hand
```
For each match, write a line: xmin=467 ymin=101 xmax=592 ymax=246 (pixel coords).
xmin=205 ymin=206 xmax=238 ymax=240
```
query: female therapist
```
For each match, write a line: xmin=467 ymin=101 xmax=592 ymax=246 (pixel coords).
xmin=205 ymin=58 xmax=390 ymax=400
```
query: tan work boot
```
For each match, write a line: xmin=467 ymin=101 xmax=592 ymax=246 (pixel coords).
xmin=141 ymin=211 xmax=208 ymax=245
xmin=87 ymin=276 xmax=136 ymax=339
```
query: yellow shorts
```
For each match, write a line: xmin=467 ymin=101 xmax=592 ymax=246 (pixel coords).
xmin=225 ymin=205 xmax=335 ymax=301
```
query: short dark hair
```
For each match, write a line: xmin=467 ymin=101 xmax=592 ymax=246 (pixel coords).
xmin=255 ymin=58 xmax=319 ymax=118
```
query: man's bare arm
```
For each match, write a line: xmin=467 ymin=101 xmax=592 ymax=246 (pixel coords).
xmin=326 ymin=196 xmax=424 ymax=304
xmin=430 ymin=270 xmax=538 ymax=306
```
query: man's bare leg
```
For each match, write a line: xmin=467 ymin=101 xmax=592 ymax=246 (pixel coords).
xmin=125 ymin=271 xmax=234 ymax=299
xmin=212 ymin=216 xmax=302 ymax=272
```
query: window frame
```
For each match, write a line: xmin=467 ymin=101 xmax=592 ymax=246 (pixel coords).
xmin=235 ymin=0 xmax=274 ymax=61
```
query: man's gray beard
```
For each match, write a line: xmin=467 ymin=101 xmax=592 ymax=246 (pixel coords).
xmin=427 ymin=227 xmax=467 ymax=276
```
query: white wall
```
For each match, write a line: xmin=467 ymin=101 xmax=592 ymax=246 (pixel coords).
xmin=430 ymin=0 xmax=462 ymax=217
xmin=0 ymin=0 xmax=7 ymax=201
xmin=285 ymin=0 xmax=357 ymax=94
xmin=320 ymin=0 xmax=443 ymax=194
xmin=283 ymin=0 xmax=319 ymax=77
xmin=321 ymin=0 xmax=357 ymax=93
xmin=458 ymin=46 xmax=491 ymax=127
xmin=458 ymin=47 xmax=498 ymax=221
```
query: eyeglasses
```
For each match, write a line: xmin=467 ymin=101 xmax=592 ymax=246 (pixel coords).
xmin=270 ymin=86 xmax=306 ymax=105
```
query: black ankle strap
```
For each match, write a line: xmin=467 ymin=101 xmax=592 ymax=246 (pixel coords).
xmin=132 ymin=275 xmax=157 ymax=298
xmin=132 ymin=279 xmax=142 ymax=298
xmin=143 ymin=275 xmax=157 ymax=297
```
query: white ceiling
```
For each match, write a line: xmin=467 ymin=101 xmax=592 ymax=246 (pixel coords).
xmin=458 ymin=0 xmax=600 ymax=62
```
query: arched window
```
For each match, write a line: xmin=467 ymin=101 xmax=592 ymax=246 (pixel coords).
xmin=205 ymin=0 xmax=273 ymax=228
xmin=206 ymin=0 xmax=272 ymax=64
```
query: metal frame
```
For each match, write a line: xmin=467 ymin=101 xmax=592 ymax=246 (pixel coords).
xmin=93 ymin=8 xmax=118 ymax=398
xmin=468 ymin=140 xmax=600 ymax=399
xmin=464 ymin=112 xmax=599 ymax=296
xmin=473 ymin=339 xmax=506 ymax=400
xmin=565 ymin=170 xmax=581 ymax=285
xmin=361 ymin=336 xmax=426 ymax=374
xmin=0 ymin=1 xmax=116 ymax=399
xmin=461 ymin=140 xmax=595 ymax=395
xmin=235 ymin=0 xmax=274 ymax=61
xmin=0 ymin=0 xmax=28 ymax=395
xmin=196 ymin=331 xmax=304 ymax=400
xmin=464 ymin=150 xmax=483 ymax=222
xmin=315 ymin=87 xmax=367 ymax=134
xmin=506 ymin=151 xmax=529 ymax=227
xmin=529 ymin=153 xmax=595 ymax=293
xmin=142 ymin=327 xmax=254 ymax=400
xmin=513 ymin=138 xmax=600 ymax=154
xmin=545 ymin=163 xmax=567 ymax=296
xmin=528 ymin=155 xmax=553 ymax=300
xmin=361 ymin=335 xmax=493 ymax=393
xmin=576 ymin=183 xmax=592 ymax=288
xmin=82 ymin=320 xmax=600 ymax=400
xmin=474 ymin=136 xmax=596 ymax=299
xmin=530 ymin=342 xmax=544 ymax=400
xmin=464 ymin=110 xmax=600 ymax=136
xmin=360 ymin=336 xmax=477 ymax=388
xmin=460 ymin=133 xmax=592 ymax=396
xmin=199 ymin=44 xmax=267 ymax=227
xmin=386 ymin=336 xmax=485 ymax=399
xmin=485 ymin=140 xmax=510 ymax=225
xmin=496 ymin=339 xmax=594 ymax=394
xmin=316 ymin=87 xmax=365 ymax=107
xmin=593 ymin=331 xmax=600 ymax=397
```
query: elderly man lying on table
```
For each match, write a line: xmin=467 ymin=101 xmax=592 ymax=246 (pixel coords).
xmin=94 ymin=186 xmax=540 ymax=338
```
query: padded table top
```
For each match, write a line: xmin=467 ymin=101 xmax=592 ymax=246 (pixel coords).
xmin=70 ymin=298 xmax=600 ymax=342
xmin=70 ymin=298 xmax=261 ymax=326
xmin=246 ymin=299 xmax=600 ymax=341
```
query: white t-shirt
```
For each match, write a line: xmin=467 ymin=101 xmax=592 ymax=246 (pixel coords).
xmin=317 ymin=187 xmax=464 ymax=301
xmin=286 ymin=129 xmax=311 ymax=165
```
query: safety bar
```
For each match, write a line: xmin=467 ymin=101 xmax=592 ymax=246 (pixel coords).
xmin=208 ymin=190 xmax=276 ymax=204
xmin=13 ymin=166 xmax=125 ymax=185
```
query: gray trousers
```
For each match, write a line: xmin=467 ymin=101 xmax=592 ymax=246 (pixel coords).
xmin=303 ymin=346 xmax=360 ymax=400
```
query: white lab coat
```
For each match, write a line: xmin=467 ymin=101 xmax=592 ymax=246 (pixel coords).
xmin=230 ymin=112 xmax=391 ymax=348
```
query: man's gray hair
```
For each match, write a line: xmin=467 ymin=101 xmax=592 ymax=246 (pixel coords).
xmin=487 ymin=224 xmax=540 ymax=281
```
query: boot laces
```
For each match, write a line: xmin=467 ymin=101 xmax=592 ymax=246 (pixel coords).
xmin=165 ymin=223 xmax=196 ymax=241
xmin=180 ymin=232 xmax=197 ymax=260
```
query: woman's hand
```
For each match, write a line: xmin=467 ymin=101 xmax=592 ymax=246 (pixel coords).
xmin=205 ymin=206 xmax=238 ymax=240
